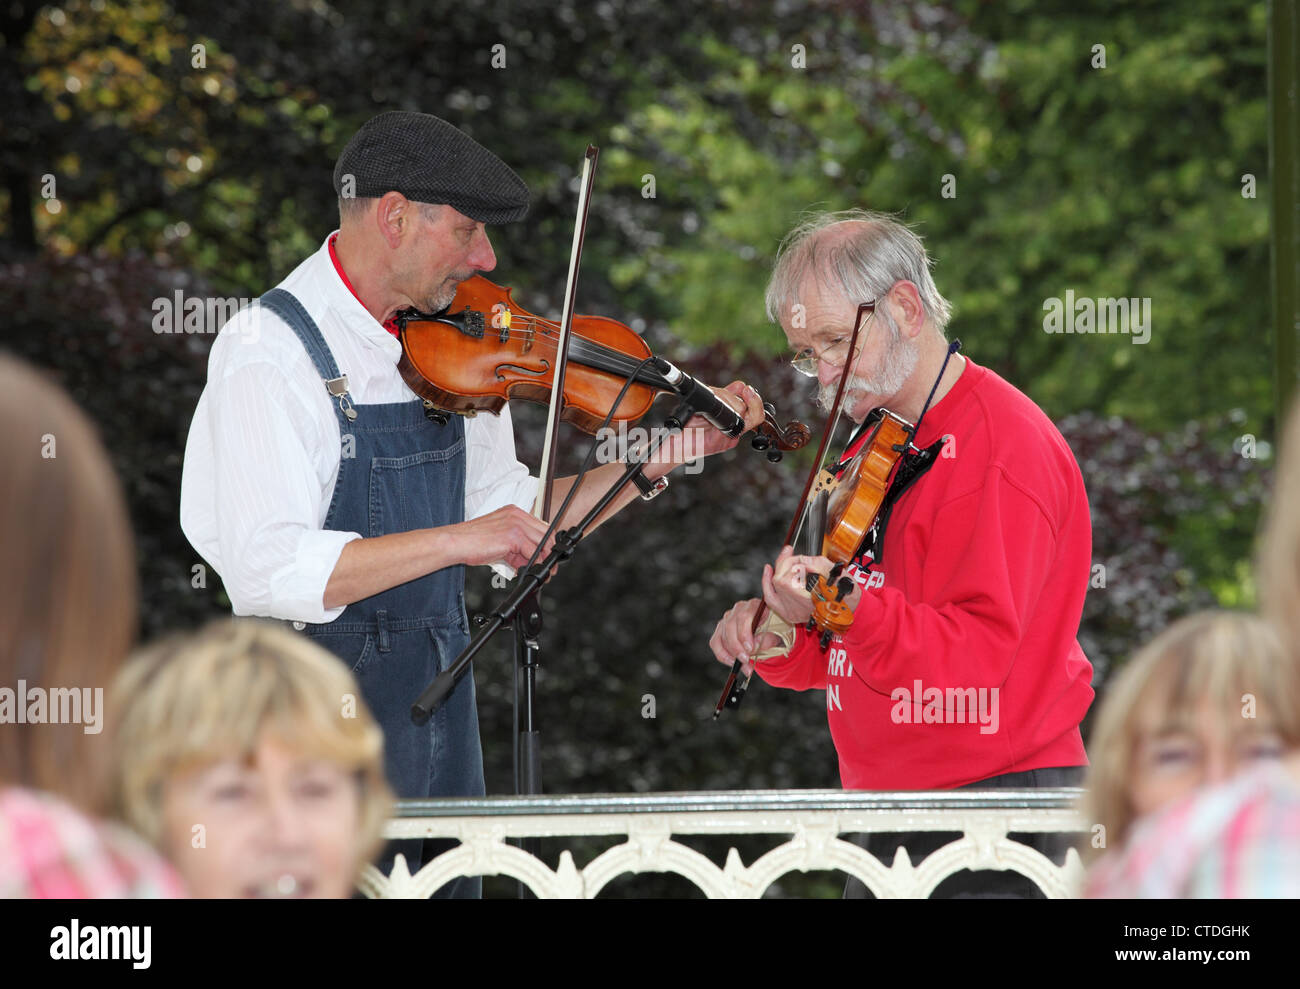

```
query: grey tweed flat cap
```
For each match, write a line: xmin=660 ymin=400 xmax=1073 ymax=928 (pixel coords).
xmin=333 ymin=111 xmax=529 ymax=224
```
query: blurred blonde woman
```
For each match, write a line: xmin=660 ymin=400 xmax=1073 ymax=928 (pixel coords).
xmin=1083 ymin=610 xmax=1300 ymax=896
xmin=108 ymin=619 xmax=393 ymax=898
xmin=0 ymin=352 xmax=182 ymax=897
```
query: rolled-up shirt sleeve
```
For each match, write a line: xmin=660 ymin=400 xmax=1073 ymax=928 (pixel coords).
xmin=182 ymin=331 xmax=361 ymax=624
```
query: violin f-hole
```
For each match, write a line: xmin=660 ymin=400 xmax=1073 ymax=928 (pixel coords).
xmin=495 ymin=360 xmax=551 ymax=382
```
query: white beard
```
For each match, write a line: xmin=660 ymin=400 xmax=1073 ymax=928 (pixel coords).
xmin=816 ymin=313 xmax=919 ymax=418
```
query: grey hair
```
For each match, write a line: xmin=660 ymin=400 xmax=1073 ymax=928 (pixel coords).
xmin=337 ymin=196 xmax=443 ymax=226
xmin=764 ymin=208 xmax=953 ymax=333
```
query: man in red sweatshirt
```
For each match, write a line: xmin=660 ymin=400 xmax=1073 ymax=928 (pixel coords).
xmin=709 ymin=209 xmax=1094 ymax=896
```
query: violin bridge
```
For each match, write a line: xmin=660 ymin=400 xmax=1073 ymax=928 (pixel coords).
xmin=811 ymin=467 xmax=838 ymax=495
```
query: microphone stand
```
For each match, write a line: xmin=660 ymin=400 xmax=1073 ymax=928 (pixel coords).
xmin=410 ymin=396 xmax=708 ymax=891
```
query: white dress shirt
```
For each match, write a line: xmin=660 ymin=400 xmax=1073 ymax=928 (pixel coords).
xmin=180 ymin=233 xmax=539 ymax=623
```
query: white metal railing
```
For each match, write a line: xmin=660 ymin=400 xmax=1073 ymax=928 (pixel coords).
xmin=358 ymin=789 xmax=1090 ymax=898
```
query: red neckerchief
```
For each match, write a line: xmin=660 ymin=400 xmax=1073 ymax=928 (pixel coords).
xmin=328 ymin=232 xmax=400 ymax=339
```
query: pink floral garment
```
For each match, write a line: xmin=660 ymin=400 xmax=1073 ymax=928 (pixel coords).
xmin=1085 ymin=763 xmax=1300 ymax=898
xmin=0 ymin=787 xmax=186 ymax=898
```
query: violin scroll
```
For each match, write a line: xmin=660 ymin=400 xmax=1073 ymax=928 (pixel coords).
xmin=749 ymin=403 xmax=812 ymax=462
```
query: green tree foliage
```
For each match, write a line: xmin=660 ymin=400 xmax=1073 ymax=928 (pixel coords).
xmin=601 ymin=1 xmax=1272 ymax=434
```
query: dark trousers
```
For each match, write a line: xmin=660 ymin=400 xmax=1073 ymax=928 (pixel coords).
xmin=842 ymin=765 xmax=1086 ymax=899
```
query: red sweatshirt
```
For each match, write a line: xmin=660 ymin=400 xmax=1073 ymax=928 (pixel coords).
xmin=757 ymin=356 xmax=1094 ymax=789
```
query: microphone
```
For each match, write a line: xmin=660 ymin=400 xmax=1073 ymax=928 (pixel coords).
xmin=651 ymin=357 xmax=745 ymax=437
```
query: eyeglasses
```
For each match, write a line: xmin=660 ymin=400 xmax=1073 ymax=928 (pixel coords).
xmin=789 ymin=302 xmax=877 ymax=377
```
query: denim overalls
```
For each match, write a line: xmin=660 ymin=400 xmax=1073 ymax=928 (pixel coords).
xmin=260 ymin=289 xmax=483 ymax=896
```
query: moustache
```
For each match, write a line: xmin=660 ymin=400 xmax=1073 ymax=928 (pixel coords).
xmin=817 ymin=375 xmax=873 ymax=413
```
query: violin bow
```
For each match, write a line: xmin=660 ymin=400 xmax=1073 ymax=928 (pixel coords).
xmin=712 ymin=299 xmax=877 ymax=718
xmin=533 ymin=145 xmax=600 ymax=523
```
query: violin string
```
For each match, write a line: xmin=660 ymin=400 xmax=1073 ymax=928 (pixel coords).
xmin=492 ymin=313 xmax=666 ymax=383
xmin=451 ymin=310 xmax=788 ymax=449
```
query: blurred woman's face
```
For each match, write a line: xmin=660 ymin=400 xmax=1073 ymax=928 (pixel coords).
xmin=160 ymin=734 xmax=361 ymax=898
xmin=1127 ymin=697 xmax=1287 ymax=820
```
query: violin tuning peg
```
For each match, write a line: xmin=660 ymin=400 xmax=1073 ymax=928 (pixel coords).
xmin=767 ymin=450 xmax=783 ymax=463
xmin=751 ymin=434 xmax=771 ymax=451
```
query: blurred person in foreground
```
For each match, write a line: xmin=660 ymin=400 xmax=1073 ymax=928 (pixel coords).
xmin=1083 ymin=610 xmax=1300 ymax=897
xmin=1085 ymin=395 xmax=1300 ymax=898
xmin=0 ymin=352 xmax=184 ymax=898
xmin=108 ymin=619 xmax=392 ymax=898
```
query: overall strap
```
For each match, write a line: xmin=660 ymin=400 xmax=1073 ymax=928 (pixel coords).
xmin=259 ymin=287 xmax=357 ymax=421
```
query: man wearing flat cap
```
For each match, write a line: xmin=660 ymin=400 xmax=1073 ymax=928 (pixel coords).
xmin=180 ymin=111 xmax=761 ymax=896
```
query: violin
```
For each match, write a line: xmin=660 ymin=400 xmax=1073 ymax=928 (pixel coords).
xmin=712 ymin=406 xmax=915 ymax=715
xmin=805 ymin=408 xmax=914 ymax=644
xmin=394 ymin=275 xmax=811 ymax=459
